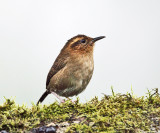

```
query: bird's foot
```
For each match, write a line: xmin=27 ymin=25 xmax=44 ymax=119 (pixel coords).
xmin=60 ymin=99 xmax=65 ymax=103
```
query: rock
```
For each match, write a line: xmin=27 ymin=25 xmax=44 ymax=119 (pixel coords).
xmin=0 ymin=130 xmax=9 ymax=133
xmin=31 ymin=126 xmax=57 ymax=133
xmin=38 ymin=126 xmax=46 ymax=133
xmin=45 ymin=126 xmax=56 ymax=133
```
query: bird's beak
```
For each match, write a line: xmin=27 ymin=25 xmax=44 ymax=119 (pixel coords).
xmin=92 ymin=36 xmax=105 ymax=42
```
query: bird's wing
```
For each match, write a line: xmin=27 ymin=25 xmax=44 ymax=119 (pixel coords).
xmin=46 ymin=52 xmax=69 ymax=87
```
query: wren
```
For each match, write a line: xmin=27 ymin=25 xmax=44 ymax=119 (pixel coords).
xmin=37 ymin=35 xmax=105 ymax=104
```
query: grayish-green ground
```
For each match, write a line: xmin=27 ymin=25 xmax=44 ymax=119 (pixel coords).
xmin=0 ymin=89 xmax=160 ymax=132
xmin=0 ymin=0 xmax=160 ymax=105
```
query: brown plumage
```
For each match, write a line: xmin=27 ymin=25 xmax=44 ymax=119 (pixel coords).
xmin=37 ymin=35 xmax=105 ymax=105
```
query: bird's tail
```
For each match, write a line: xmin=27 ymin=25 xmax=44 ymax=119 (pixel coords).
xmin=37 ymin=90 xmax=50 ymax=105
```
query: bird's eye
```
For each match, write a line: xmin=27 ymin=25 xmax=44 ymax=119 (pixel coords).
xmin=80 ymin=39 xmax=86 ymax=43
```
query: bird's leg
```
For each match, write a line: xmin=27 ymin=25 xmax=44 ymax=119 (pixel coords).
xmin=51 ymin=92 xmax=65 ymax=103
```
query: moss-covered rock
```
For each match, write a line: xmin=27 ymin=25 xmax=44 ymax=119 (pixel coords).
xmin=0 ymin=88 xmax=160 ymax=133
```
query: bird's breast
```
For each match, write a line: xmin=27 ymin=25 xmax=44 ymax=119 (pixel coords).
xmin=70 ymin=55 xmax=94 ymax=79
xmin=48 ymin=55 xmax=94 ymax=97
xmin=59 ymin=55 xmax=94 ymax=97
xmin=70 ymin=55 xmax=94 ymax=88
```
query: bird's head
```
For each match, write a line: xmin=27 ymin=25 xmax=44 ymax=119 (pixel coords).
xmin=62 ymin=35 xmax=105 ymax=54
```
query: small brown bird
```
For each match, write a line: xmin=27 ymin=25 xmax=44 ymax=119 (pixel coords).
xmin=37 ymin=35 xmax=105 ymax=104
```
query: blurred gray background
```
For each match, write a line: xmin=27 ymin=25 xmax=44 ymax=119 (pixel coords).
xmin=0 ymin=0 xmax=160 ymax=105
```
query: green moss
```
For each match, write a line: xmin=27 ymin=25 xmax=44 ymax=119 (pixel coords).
xmin=0 ymin=88 xmax=160 ymax=132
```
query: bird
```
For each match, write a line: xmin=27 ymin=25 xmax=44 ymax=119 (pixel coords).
xmin=37 ymin=34 xmax=105 ymax=105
